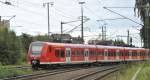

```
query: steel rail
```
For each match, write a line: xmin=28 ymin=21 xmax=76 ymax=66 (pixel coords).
xmin=3 ymin=65 xmax=101 ymax=80
xmin=69 ymin=66 xmax=119 ymax=80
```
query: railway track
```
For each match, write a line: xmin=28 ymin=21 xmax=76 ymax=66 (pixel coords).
xmin=2 ymin=65 xmax=101 ymax=80
xmin=4 ymin=65 xmax=32 ymax=70
xmin=2 ymin=65 xmax=119 ymax=80
xmin=69 ymin=66 xmax=119 ymax=80
xmin=14 ymin=66 xmax=31 ymax=70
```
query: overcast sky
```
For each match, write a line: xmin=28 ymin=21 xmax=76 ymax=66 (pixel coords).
xmin=0 ymin=0 xmax=143 ymax=47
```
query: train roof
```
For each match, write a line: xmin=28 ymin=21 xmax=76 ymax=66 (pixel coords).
xmin=31 ymin=41 xmax=144 ymax=50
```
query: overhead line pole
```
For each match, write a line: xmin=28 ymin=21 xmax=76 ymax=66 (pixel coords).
xmin=79 ymin=2 xmax=85 ymax=44
xmin=43 ymin=2 xmax=54 ymax=42
xmin=127 ymin=30 xmax=130 ymax=45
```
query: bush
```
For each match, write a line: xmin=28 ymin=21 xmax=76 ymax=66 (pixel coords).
xmin=0 ymin=66 xmax=32 ymax=78
xmin=0 ymin=28 xmax=21 ymax=65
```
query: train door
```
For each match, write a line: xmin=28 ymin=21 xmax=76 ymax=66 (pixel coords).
xmin=84 ymin=49 xmax=89 ymax=62
xmin=116 ymin=49 xmax=120 ymax=60
xmin=66 ymin=48 xmax=71 ymax=64
xmin=104 ymin=49 xmax=108 ymax=61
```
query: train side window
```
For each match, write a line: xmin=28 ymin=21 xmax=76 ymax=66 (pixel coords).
xmin=132 ymin=52 xmax=136 ymax=56
xmin=61 ymin=50 xmax=65 ymax=57
xmin=81 ymin=49 xmax=84 ymax=56
xmin=75 ymin=51 xmax=77 ymax=56
xmin=90 ymin=50 xmax=94 ymax=56
xmin=93 ymin=50 xmax=95 ymax=56
xmin=108 ymin=51 xmax=110 ymax=56
xmin=132 ymin=52 xmax=134 ymax=56
xmin=102 ymin=51 xmax=104 ymax=56
xmin=55 ymin=49 xmax=60 ymax=58
xmin=77 ymin=50 xmax=81 ymax=56
xmin=120 ymin=52 xmax=122 ymax=56
xmin=72 ymin=51 xmax=75 ymax=56
xmin=49 ymin=46 xmax=52 ymax=52
xmin=98 ymin=51 xmax=100 ymax=56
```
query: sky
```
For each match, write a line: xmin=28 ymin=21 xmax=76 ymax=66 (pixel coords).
xmin=0 ymin=0 xmax=143 ymax=47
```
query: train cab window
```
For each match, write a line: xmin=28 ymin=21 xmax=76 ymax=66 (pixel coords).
xmin=55 ymin=49 xmax=60 ymax=58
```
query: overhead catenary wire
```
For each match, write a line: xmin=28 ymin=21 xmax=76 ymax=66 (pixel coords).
xmin=53 ymin=7 xmax=77 ymax=19
xmin=97 ymin=0 xmax=101 ymax=5
xmin=1 ymin=0 xmax=47 ymax=17
xmin=52 ymin=7 xmax=75 ymax=19
xmin=103 ymin=7 xmax=144 ymax=26
xmin=84 ymin=6 xmax=100 ymax=20
xmin=104 ymin=6 xmax=150 ymax=8
xmin=65 ymin=19 xmax=89 ymax=33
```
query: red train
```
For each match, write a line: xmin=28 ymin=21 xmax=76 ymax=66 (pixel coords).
xmin=28 ymin=41 xmax=150 ymax=69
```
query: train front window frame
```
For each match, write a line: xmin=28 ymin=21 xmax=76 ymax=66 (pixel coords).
xmin=31 ymin=43 xmax=43 ymax=55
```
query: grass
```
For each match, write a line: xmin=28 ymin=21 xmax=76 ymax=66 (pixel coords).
xmin=136 ymin=61 xmax=150 ymax=80
xmin=104 ymin=61 xmax=150 ymax=80
xmin=0 ymin=65 xmax=32 ymax=79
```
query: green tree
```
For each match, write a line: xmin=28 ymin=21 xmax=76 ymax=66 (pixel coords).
xmin=33 ymin=34 xmax=48 ymax=41
xmin=20 ymin=33 xmax=33 ymax=52
xmin=135 ymin=0 xmax=150 ymax=48
xmin=0 ymin=28 xmax=21 ymax=65
xmin=19 ymin=33 xmax=33 ymax=62
xmin=113 ymin=39 xmax=126 ymax=46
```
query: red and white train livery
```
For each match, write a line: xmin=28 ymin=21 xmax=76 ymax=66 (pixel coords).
xmin=28 ymin=41 xmax=150 ymax=69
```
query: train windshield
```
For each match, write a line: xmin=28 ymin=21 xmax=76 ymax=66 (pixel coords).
xmin=31 ymin=43 xmax=43 ymax=55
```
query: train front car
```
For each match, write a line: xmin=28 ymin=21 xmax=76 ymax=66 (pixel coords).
xmin=28 ymin=42 xmax=48 ymax=70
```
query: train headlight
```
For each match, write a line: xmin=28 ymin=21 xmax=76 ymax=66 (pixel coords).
xmin=32 ymin=60 xmax=37 ymax=65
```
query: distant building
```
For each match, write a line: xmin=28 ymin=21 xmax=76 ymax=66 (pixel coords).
xmin=0 ymin=16 xmax=10 ymax=29
xmin=50 ymin=34 xmax=72 ymax=43
xmin=71 ymin=36 xmax=82 ymax=44
xmin=49 ymin=34 xmax=82 ymax=44
xmin=88 ymin=40 xmax=113 ymax=46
